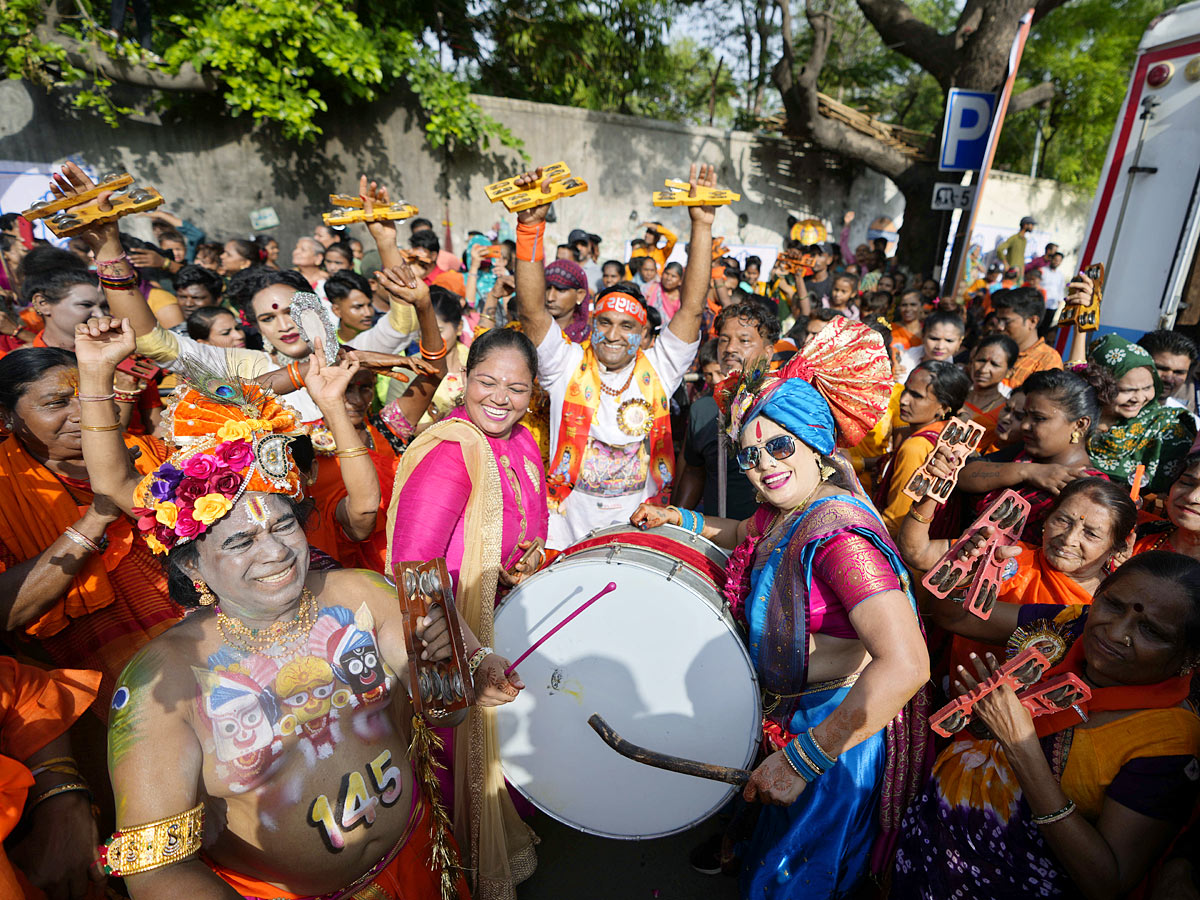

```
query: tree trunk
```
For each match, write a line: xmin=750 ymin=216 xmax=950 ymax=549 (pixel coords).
xmin=769 ymin=0 xmax=1072 ymax=277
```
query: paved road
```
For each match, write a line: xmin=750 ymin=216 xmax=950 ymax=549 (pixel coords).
xmin=518 ymin=814 xmax=740 ymax=900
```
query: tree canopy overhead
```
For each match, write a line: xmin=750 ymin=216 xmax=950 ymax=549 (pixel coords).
xmin=5 ymin=0 xmax=520 ymax=150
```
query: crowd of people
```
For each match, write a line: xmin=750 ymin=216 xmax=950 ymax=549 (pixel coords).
xmin=1 ymin=158 xmax=1200 ymax=900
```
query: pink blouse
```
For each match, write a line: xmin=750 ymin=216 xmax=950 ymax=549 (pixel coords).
xmin=389 ymin=408 xmax=549 ymax=589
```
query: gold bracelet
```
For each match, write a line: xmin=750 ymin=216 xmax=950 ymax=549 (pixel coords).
xmin=81 ymin=422 xmax=122 ymax=432
xmin=907 ymin=508 xmax=933 ymax=525
xmin=100 ymin=802 xmax=205 ymax=877
xmin=335 ymin=446 xmax=370 ymax=458
xmin=31 ymin=781 xmax=91 ymax=807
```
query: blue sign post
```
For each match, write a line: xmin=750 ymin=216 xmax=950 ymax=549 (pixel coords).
xmin=939 ymin=89 xmax=998 ymax=172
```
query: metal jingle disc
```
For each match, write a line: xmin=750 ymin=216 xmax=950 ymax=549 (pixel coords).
xmin=128 ymin=189 xmax=153 ymax=203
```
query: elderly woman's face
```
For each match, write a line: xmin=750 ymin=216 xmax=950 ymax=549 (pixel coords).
xmin=1041 ymin=492 xmax=1119 ymax=578
xmin=1110 ymin=366 xmax=1157 ymax=420
xmin=738 ymin=417 xmax=820 ymax=511
xmin=5 ymin=366 xmax=82 ymax=462
xmin=1083 ymin=568 xmax=1192 ymax=688
xmin=185 ymin=492 xmax=310 ymax=615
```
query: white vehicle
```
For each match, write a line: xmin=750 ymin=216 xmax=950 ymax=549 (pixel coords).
xmin=1079 ymin=1 xmax=1200 ymax=338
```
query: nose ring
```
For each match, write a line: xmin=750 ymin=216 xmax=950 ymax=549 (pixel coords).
xmin=1123 ymin=635 xmax=1132 ymax=647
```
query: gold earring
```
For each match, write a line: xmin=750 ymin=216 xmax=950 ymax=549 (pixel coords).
xmin=193 ymin=579 xmax=217 ymax=606
xmin=1070 ymin=430 xmax=1081 ymax=444
xmin=819 ymin=462 xmax=835 ymax=482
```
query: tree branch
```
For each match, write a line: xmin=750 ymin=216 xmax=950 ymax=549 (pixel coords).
xmin=34 ymin=25 xmax=218 ymax=92
xmin=854 ymin=0 xmax=954 ymax=86
xmin=1010 ymin=80 xmax=1055 ymax=112
xmin=1032 ymin=0 xmax=1072 ymax=26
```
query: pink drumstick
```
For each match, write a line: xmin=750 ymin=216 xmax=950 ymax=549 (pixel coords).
xmin=504 ymin=582 xmax=617 ymax=676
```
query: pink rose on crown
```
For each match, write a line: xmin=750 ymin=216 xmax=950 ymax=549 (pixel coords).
xmin=214 ymin=440 xmax=255 ymax=471
xmin=175 ymin=477 xmax=211 ymax=503
xmin=182 ymin=454 xmax=224 ymax=479
xmin=207 ymin=469 xmax=243 ymax=497
xmin=174 ymin=511 xmax=203 ymax=540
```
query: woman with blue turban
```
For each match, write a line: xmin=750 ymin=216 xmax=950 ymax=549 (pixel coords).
xmin=632 ymin=317 xmax=931 ymax=899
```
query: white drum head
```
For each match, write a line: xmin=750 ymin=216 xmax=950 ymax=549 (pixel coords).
xmin=494 ymin=553 xmax=761 ymax=839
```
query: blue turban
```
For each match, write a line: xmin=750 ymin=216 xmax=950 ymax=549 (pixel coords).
xmin=742 ymin=378 xmax=836 ymax=456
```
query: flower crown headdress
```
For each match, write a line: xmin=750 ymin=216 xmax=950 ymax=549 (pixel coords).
xmin=133 ymin=363 xmax=305 ymax=555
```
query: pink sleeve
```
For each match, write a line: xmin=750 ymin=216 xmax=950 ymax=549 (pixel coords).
xmin=811 ymin=532 xmax=902 ymax=612
xmin=391 ymin=441 xmax=470 ymax=565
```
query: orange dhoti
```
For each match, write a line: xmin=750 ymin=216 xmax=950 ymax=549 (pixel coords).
xmin=208 ymin=796 xmax=470 ymax=900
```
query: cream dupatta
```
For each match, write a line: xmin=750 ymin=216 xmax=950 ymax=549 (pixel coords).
xmin=386 ymin=418 xmax=538 ymax=900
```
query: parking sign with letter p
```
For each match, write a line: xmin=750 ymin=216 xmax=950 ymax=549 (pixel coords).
xmin=940 ymin=89 xmax=997 ymax=172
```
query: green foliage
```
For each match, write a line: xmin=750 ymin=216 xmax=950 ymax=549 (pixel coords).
xmin=0 ymin=0 xmax=520 ymax=152
xmin=997 ymin=0 xmax=1184 ymax=188
xmin=473 ymin=0 xmax=735 ymax=124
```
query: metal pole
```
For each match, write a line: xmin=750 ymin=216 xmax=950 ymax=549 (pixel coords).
xmin=1104 ymin=96 xmax=1160 ymax=276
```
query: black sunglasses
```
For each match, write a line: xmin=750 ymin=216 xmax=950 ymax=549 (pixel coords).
xmin=736 ymin=434 xmax=797 ymax=471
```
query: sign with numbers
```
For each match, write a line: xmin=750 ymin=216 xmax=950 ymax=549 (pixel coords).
xmin=931 ymin=183 xmax=976 ymax=210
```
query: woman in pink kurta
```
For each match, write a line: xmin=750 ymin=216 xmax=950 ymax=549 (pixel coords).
xmin=384 ymin=328 xmax=547 ymax=897
xmin=390 ymin=404 xmax=548 ymax=585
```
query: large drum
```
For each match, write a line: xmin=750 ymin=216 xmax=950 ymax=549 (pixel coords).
xmin=493 ymin=523 xmax=760 ymax=839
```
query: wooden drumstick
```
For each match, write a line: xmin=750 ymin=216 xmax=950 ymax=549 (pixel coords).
xmin=587 ymin=714 xmax=751 ymax=786
xmin=503 ymin=582 xmax=616 ymax=675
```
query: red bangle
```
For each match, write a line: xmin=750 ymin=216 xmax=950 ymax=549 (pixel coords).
xmin=287 ymin=362 xmax=305 ymax=390
xmin=515 ymin=221 xmax=545 ymax=263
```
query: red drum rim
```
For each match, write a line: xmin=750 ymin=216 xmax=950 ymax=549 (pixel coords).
xmin=564 ymin=531 xmax=727 ymax=590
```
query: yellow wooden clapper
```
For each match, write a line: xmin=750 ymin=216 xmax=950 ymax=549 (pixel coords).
xmin=501 ymin=176 xmax=588 ymax=212
xmin=21 ymin=173 xmax=163 ymax=237
xmin=323 ymin=194 xmax=419 ymax=227
xmin=484 ymin=162 xmax=576 ymax=205
xmin=1057 ymin=263 xmax=1104 ymax=332
xmin=652 ymin=178 xmax=740 ymax=208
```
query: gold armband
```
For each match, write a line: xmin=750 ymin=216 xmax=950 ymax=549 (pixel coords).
xmin=99 ymin=802 xmax=204 ymax=877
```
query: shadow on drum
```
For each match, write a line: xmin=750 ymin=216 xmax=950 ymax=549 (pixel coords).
xmin=497 ymin=632 xmax=758 ymax=839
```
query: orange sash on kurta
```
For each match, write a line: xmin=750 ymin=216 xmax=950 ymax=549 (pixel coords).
xmin=546 ymin=345 xmax=672 ymax=510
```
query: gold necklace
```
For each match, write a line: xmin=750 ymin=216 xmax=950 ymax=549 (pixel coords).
xmin=217 ymin=588 xmax=318 ymax=656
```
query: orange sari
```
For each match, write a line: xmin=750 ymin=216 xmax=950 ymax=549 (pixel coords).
xmin=0 ymin=659 xmax=100 ymax=899
xmin=0 ymin=435 xmax=181 ymax=710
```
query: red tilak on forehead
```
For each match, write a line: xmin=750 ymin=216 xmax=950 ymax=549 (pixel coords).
xmin=271 ymin=302 xmax=280 ymax=310
xmin=755 ymin=420 xmax=763 ymax=440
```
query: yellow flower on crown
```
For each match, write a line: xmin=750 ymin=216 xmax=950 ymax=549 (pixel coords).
xmin=193 ymin=493 xmax=234 ymax=525
xmin=155 ymin=502 xmax=179 ymax=528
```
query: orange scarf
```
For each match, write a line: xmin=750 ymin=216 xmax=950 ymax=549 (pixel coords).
xmin=1034 ymin=609 xmax=1192 ymax=737
xmin=546 ymin=345 xmax=673 ymax=508
xmin=0 ymin=435 xmax=164 ymax=637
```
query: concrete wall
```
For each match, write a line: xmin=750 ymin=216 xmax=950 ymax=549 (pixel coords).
xmin=971 ymin=170 xmax=1094 ymax=273
xmin=0 ymin=79 xmax=1090 ymax=273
